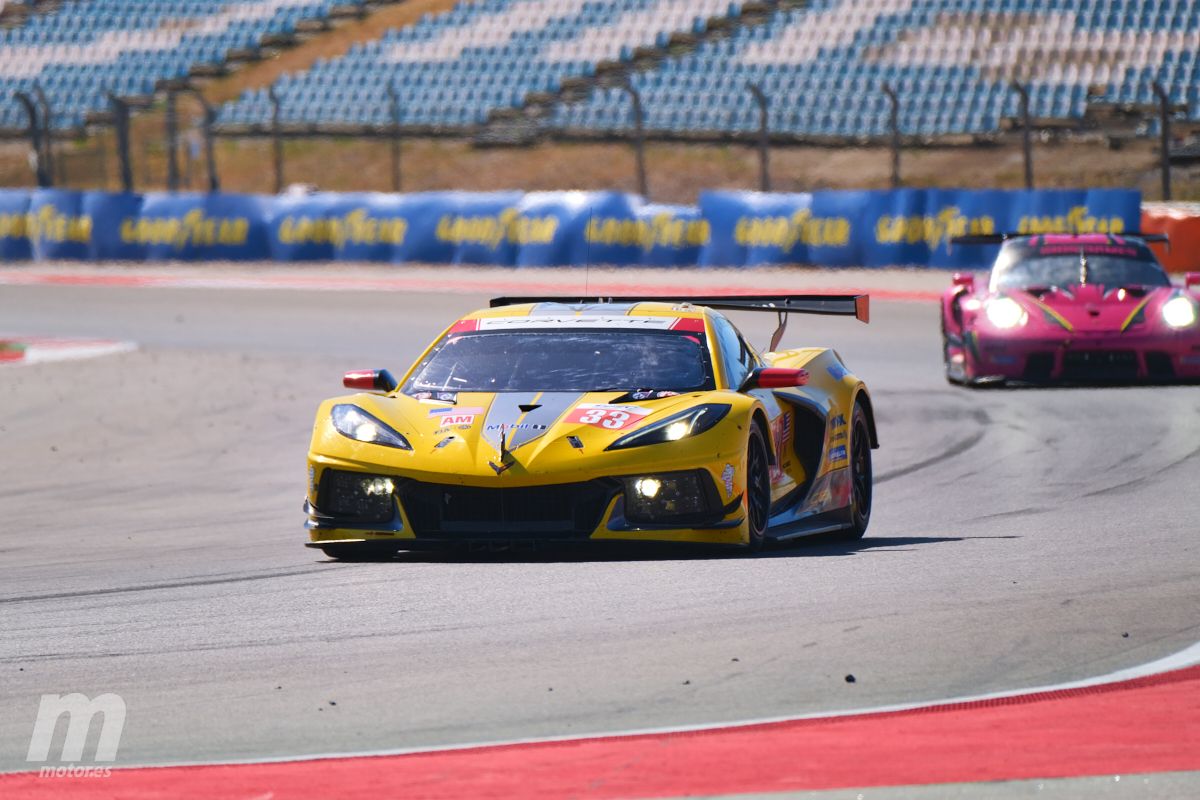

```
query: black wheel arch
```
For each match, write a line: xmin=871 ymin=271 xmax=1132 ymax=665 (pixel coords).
xmin=750 ymin=407 xmax=775 ymax=465
xmin=853 ymin=388 xmax=880 ymax=449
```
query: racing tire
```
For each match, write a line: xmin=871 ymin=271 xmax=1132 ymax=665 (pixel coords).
xmin=941 ymin=313 xmax=967 ymax=386
xmin=836 ymin=402 xmax=873 ymax=541
xmin=745 ymin=423 xmax=771 ymax=552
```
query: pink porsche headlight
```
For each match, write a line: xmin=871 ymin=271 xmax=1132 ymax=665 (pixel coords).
xmin=1162 ymin=296 xmax=1198 ymax=329
xmin=985 ymin=297 xmax=1028 ymax=329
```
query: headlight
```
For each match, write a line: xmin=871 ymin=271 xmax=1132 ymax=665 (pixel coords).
xmin=331 ymin=404 xmax=412 ymax=450
xmin=985 ymin=297 xmax=1028 ymax=329
xmin=622 ymin=471 xmax=712 ymax=523
xmin=1162 ymin=296 xmax=1198 ymax=329
xmin=606 ymin=404 xmax=730 ymax=451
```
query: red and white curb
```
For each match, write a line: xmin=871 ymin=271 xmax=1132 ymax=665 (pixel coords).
xmin=0 ymin=337 xmax=136 ymax=366
xmin=1 ymin=642 xmax=1197 ymax=798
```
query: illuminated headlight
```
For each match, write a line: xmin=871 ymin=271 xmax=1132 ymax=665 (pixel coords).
xmin=623 ymin=472 xmax=711 ymax=523
xmin=331 ymin=404 xmax=412 ymax=450
xmin=319 ymin=469 xmax=396 ymax=521
xmin=606 ymin=404 xmax=730 ymax=451
xmin=634 ymin=477 xmax=662 ymax=498
xmin=1162 ymin=296 xmax=1198 ymax=329
xmin=985 ymin=297 xmax=1028 ymax=329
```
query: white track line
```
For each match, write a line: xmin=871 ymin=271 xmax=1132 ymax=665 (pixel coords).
xmin=95 ymin=639 xmax=1200 ymax=772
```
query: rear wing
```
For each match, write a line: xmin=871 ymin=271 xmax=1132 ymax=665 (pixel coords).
xmin=489 ymin=294 xmax=870 ymax=324
xmin=951 ymin=233 xmax=1169 ymax=249
xmin=489 ymin=294 xmax=868 ymax=352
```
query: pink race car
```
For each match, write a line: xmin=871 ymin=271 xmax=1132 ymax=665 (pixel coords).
xmin=942 ymin=233 xmax=1200 ymax=386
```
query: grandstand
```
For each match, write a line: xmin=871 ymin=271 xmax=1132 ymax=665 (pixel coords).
xmin=0 ymin=0 xmax=1196 ymax=192
xmin=212 ymin=0 xmax=1200 ymax=142
xmin=0 ymin=0 xmax=361 ymax=133
xmin=216 ymin=0 xmax=746 ymax=130
xmin=555 ymin=0 xmax=1200 ymax=140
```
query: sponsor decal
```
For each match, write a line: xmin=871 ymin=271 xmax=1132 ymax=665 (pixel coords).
xmin=827 ymin=363 xmax=849 ymax=381
xmin=566 ymin=403 xmax=652 ymax=430
xmin=429 ymin=406 xmax=483 ymax=426
xmin=477 ymin=316 xmax=675 ymax=330
xmin=829 ymin=445 xmax=848 ymax=463
xmin=417 ymin=391 xmax=461 ymax=404
xmin=770 ymin=411 xmax=792 ymax=483
xmin=487 ymin=422 xmax=547 ymax=431
xmin=830 ymin=414 xmax=846 ymax=428
xmin=629 ymin=390 xmax=680 ymax=400
xmin=722 ymin=464 xmax=735 ymax=498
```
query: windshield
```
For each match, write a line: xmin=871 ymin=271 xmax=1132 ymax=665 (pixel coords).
xmin=404 ymin=330 xmax=715 ymax=393
xmin=992 ymin=254 xmax=1170 ymax=291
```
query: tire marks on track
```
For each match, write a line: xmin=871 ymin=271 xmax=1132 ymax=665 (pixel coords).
xmin=0 ymin=566 xmax=347 ymax=605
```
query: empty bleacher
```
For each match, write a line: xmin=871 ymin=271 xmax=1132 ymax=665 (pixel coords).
xmin=0 ymin=0 xmax=345 ymax=132
xmin=216 ymin=0 xmax=745 ymax=129
xmin=557 ymin=0 xmax=1200 ymax=139
xmin=2 ymin=0 xmax=1197 ymax=146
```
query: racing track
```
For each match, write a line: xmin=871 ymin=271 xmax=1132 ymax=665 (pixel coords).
xmin=0 ymin=268 xmax=1198 ymax=795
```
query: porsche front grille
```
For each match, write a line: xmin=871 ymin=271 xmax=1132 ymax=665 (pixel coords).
xmin=1061 ymin=350 xmax=1138 ymax=381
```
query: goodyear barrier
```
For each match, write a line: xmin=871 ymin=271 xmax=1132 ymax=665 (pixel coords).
xmin=0 ymin=188 xmax=1141 ymax=268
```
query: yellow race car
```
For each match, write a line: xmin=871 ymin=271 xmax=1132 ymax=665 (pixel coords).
xmin=305 ymin=295 xmax=877 ymax=558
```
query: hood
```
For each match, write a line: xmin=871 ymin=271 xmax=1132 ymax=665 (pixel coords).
xmin=349 ymin=389 xmax=714 ymax=479
xmin=1010 ymin=284 xmax=1168 ymax=334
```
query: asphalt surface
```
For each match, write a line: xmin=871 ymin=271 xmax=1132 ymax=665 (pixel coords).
xmin=1 ymin=277 xmax=1198 ymax=791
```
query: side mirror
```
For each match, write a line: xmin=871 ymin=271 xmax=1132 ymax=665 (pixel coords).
xmin=746 ymin=367 xmax=809 ymax=390
xmin=1185 ymin=273 xmax=1200 ymax=291
xmin=952 ymin=273 xmax=976 ymax=290
xmin=343 ymin=369 xmax=398 ymax=393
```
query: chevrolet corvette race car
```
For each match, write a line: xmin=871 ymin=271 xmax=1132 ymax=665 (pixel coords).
xmin=305 ymin=295 xmax=877 ymax=558
xmin=943 ymin=233 xmax=1200 ymax=385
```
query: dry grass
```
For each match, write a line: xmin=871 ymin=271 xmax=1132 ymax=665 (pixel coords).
xmin=5 ymin=133 xmax=1196 ymax=203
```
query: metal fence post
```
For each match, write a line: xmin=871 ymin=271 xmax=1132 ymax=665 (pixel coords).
xmin=165 ymin=89 xmax=180 ymax=191
xmin=621 ymin=80 xmax=648 ymax=198
xmin=882 ymin=83 xmax=901 ymax=189
xmin=1010 ymin=81 xmax=1033 ymax=190
xmin=388 ymin=83 xmax=402 ymax=192
xmin=32 ymin=83 xmax=56 ymax=187
xmin=268 ymin=86 xmax=283 ymax=194
xmin=106 ymin=91 xmax=133 ymax=192
xmin=1151 ymin=81 xmax=1172 ymax=201
xmin=747 ymin=82 xmax=771 ymax=192
xmin=186 ymin=89 xmax=221 ymax=192
xmin=13 ymin=91 xmax=49 ymax=187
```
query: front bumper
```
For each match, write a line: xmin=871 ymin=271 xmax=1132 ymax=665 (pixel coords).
xmin=955 ymin=331 xmax=1200 ymax=384
xmin=305 ymin=467 xmax=747 ymax=549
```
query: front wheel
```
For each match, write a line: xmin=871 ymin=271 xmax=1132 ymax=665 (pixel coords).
xmin=837 ymin=402 xmax=873 ymax=541
xmin=745 ymin=423 xmax=771 ymax=552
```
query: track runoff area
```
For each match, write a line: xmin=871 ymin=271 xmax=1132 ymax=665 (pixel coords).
xmin=0 ymin=263 xmax=1197 ymax=798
